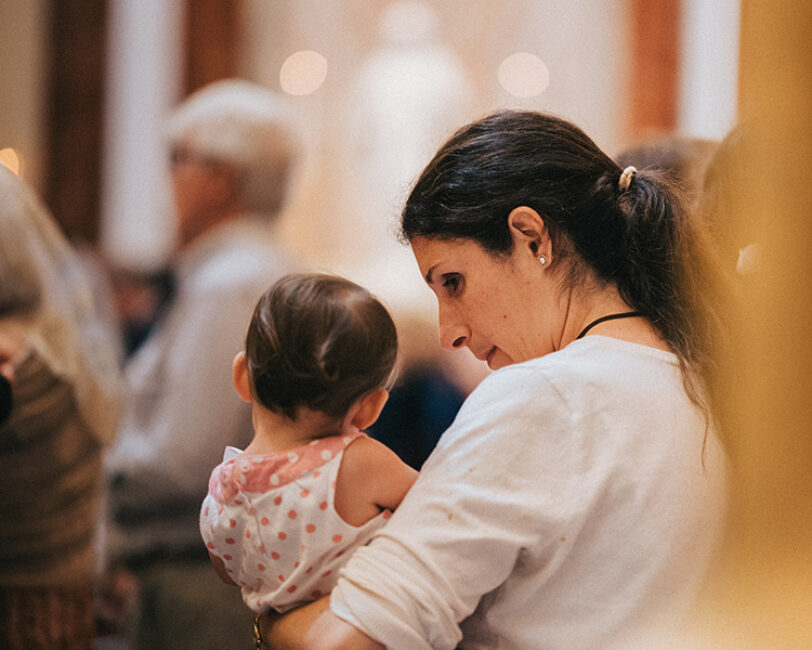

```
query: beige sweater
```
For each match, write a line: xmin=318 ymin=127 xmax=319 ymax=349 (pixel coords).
xmin=0 ymin=350 xmax=102 ymax=587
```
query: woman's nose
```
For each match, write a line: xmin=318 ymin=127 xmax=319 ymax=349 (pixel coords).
xmin=438 ymin=307 xmax=469 ymax=351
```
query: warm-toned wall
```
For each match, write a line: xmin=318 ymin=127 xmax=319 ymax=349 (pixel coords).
xmin=0 ymin=1 xmax=49 ymax=191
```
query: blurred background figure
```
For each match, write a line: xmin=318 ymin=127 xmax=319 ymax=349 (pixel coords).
xmin=108 ymin=266 xmax=177 ymax=359
xmin=616 ymin=134 xmax=719 ymax=212
xmin=0 ymin=166 xmax=122 ymax=649
xmin=103 ymin=79 xmax=300 ymax=649
xmin=338 ymin=0 xmax=473 ymax=286
xmin=697 ymin=126 xmax=761 ymax=277
xmin=339 ymin=1 xmax=477 ymax=468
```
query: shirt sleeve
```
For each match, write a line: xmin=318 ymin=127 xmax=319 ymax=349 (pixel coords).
xmin=330 ymin=364 xmax=588 ymax=649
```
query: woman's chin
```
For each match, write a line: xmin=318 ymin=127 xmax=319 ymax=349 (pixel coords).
xmin=486 ymin=349 xmax=512 ymax=370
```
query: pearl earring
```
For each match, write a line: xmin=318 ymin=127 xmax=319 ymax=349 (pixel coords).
xmin=539 ymin=255 xmax=548 ymax=266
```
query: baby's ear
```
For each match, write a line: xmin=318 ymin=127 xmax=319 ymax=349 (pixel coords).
xmin=349 ymin=388 xmax=389 ymax=431
xmin=232 ymin=351 xmax=252 ymax=403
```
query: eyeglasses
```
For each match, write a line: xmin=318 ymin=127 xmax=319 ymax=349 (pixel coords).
xmin=169 ymin=147 xmax=219 ymax=167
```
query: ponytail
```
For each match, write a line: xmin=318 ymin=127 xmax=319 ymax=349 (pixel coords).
xmin=611 ymin=168 xmax=725 ymax=418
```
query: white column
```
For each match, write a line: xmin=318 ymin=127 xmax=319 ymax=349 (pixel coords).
xmin=100 ymin=0 xmax=184 ymax=271
xmin=678 ymin=0 xmax=741 ymax=139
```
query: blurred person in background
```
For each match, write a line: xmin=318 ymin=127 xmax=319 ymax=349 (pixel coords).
xmin=104 ymin=79 xmax=300 ymax=649
xmin=108 ymin=266 xmax=177 ymax=359
xmin=616 ymin=134 xmax=718 ymax=213
xmin=0 ymin=166 xmax=122 ymax=649
xmin=697 ymin=125 xmax=761 ymax=277
xmin=346 ymin=0 xmax=477 ymax=470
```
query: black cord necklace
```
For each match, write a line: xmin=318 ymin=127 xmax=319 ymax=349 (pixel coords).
xmin=575 ymin=311 xmax=642 ymax=340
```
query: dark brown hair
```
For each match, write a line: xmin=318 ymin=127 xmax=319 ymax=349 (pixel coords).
xmin=616 ymin=134 xmax=718 ymax=209
xmin=245 ymin=273 xmax=398 ymax=420
xmin=401 ymin=110 xmax=726 ymax=420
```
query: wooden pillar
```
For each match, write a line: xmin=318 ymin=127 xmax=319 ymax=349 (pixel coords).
xmin=627 ymin=0 xmax=681 ymax=138
xmin=43 ymin=0 xmax=107 ymax=244
xmin=183 ymin=0 xmax=241 ymax=95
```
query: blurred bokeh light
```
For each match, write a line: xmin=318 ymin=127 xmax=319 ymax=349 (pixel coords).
xmin=279 ymin=50 xmax=328 ymax=95
xmin=497 ymin=52 xmax=550 ymax=97
xmin=0 ymin=147 xmax=21 ymax=175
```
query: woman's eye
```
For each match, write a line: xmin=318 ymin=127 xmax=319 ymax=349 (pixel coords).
xmin=441 ymin=274 xmax=462 ymax=295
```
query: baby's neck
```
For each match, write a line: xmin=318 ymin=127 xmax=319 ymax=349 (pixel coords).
xmin=243 ymin=403 xmax=352 ymax=456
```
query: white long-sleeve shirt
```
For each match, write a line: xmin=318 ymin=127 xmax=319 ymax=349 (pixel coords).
xmin=331 ymin=336 xmax=728 ymax=649
xmin=106 ymin=217 xmax=296 ymax=558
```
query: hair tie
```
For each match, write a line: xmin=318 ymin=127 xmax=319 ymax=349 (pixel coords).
xmin=618 ymin=166 xmax=637 ymax=192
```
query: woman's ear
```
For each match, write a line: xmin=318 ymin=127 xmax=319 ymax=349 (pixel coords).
xmin=349 ymin=388 xmax=389 ymax=431
xmin=507 ymin=206 xmax=550 ymax=261
xmin=232 ymin=351 xmax=252 ymax=403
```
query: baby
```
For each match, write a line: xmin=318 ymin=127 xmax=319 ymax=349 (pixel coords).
xmin=199 ymin=273 xmax=417 ymax=613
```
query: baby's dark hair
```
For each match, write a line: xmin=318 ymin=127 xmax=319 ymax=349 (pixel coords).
xmin=244 ymin=273 xmax=398 ymax=420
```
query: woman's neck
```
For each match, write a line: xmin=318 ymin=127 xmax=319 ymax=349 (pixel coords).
xmin=243 ymin=402 xmax=350 ymax=455
xmin=560 ymin=284 xmax=669 ymax=352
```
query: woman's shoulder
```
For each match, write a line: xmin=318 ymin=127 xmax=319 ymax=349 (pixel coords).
xmin=425 ymin=337 xmax=699 ymax=478
xmin=481 ymin=336 xmax=677 ymax=389
xmin=455 ymin=336 xmax=682 ymax=428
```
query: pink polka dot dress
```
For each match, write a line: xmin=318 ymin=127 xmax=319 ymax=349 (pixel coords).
xmin=199 ymin=432 xmax=391 ymax=613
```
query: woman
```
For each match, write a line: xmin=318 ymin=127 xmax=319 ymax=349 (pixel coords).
xmin=263 ymin=111 xmax=728 ymax=649
xmin=0 ymin=166 xmax=121 ymax=648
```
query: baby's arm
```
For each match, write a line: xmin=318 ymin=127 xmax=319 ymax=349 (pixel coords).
xmin=334 ymin=437 xmax=418 ymax=526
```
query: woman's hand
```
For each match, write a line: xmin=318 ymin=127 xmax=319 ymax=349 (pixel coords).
xmin=0 ymin=331 xmax=17 ymax=380
xmin=260 ymin=596 xmax=384 ymax=650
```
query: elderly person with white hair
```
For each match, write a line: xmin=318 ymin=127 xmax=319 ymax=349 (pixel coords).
xmin=105 ymin=79 xmax=300 ymax=649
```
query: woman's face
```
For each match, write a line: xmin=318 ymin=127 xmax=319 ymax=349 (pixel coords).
xmin=411 ymin=235 xmax=561 ymax=370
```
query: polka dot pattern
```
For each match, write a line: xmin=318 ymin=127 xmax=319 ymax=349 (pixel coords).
xmin=200 ymin=431 xmax=391 ymax=614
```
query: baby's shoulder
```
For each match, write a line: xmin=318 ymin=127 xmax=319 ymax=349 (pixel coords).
xmin=337 ymin=435 xmax=413 ymax=487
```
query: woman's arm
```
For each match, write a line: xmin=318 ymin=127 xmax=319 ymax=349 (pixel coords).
xmin=261 ymin=597 xmax=383 ymax=650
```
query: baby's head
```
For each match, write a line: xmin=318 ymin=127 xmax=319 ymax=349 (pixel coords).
xmin=239 ymin=273 xmax=398 ymax=423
